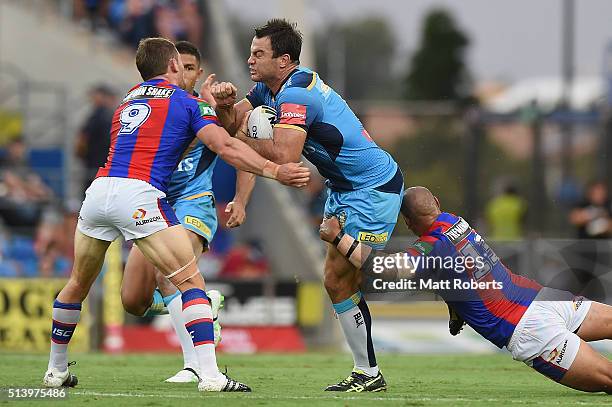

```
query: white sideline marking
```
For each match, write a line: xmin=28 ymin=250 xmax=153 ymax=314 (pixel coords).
xmin=71 ymin=391 xmax=608 ymax=405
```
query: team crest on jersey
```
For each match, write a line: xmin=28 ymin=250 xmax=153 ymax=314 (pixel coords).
xmin=412 ymin=241 xmax=434 ymax=255
xmin=573 ymin=296 xmax=584 ymax=311
xmin=444 ymin=217 xmax=471 ymax=245
xmin=197 ymin=102 xmax=216 ymax=118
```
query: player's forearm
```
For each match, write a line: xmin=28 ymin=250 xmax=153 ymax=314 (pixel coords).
xmin=330 ymin=232 xmax=373 ymax=269
xmin=235 ymin=133 xmax=280 ymax=162
xmin=215 ymin=105 xmax=240 ymax=136
xmin=217 ymin=137 xmax=279 ymax=180
xmin=233 ymin=170 xmax=256 ymax=206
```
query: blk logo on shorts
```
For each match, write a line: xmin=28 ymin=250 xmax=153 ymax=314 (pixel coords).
xmin=354 ymin=312 xmax=364 ymax=328
xmin=132 ymin=209 xmax=146 ymax=219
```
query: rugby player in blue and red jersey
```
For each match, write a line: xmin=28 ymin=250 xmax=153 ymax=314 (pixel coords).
xmin=43 ymin=38 xmax=309 ymax=392
xmin=320 ymin=186 xmax=612 ymax=394
xmin=120 ymin=41 xmax=255 ymax=384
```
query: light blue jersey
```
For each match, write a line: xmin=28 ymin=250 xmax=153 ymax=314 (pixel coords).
xmin=246 ymin=66 xmax=401 ymax=192
xmin=246 ymin=67 xmax=403 ymax=249
xmin=166 ymin=139 xmax=218 ymax=204
xmin=164 ymin=92 xmax=219 ymax=246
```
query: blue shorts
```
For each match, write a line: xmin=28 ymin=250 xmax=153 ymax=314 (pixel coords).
xmin=171 ymin=195 xmax=218 ymax=249
xmin=324 ymin=187 xmax=402 ymax=250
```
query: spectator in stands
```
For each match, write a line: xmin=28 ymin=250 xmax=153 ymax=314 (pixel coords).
xmin=0 ymin=137 xmax=53 ymax=230
xmin=564 ymin=180 xmax=611 ymax=301
xmin=569 ymin=180 xmax=612 ymax=239
xmin=115 ymin=0 xmax=157 ymax=48
xmin=485 ymin=183 xmax=527 ymax=240
xmin=73 ymin=0 xmax=110 ymax=32
xmin=74 ymin=84 xmax=116 ymax=196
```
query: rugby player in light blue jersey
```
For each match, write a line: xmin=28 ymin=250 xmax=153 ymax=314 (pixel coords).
xmin=210 ymin=19 xmax=403 ymax=392
xmin=120 ymin=41 xmax=256 ymax=384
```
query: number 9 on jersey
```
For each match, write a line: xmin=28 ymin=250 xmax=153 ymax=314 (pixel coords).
xmin=119 ymin=103 xmax=152 ymax=135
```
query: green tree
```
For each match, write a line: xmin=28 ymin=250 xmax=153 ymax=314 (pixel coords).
xmin=404 ymin=9 xmax=471 ymax=101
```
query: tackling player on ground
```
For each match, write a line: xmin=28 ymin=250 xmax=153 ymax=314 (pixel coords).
xmin=43 ymin=37 xmax=309 ymax=392
xmin=119 ymin=41 xmax=254 ymax=383
xmin=320 ymin=186 xmax=612 ymax=394
xmin=209 ymin=19 xmax=403 ymax=392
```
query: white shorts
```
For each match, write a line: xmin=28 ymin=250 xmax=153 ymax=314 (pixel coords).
xmin=77 ymin=177 xmax=180 ymax=241
xmin=506 ymin=287 xmax=591 ymax=382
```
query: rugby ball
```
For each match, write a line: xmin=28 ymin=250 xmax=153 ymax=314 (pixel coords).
xmin=246 ymin=105 xmax=277 ymax=140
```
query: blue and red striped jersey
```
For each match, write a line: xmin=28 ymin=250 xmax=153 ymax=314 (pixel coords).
xmin=96 ymin=78 xmax=218 ymax=193
xmin=407 ymin=212 xmax=542 ymax=348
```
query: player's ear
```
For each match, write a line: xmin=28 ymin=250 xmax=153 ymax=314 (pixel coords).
xmin=169 ymin=57 xmax=178 ymax=74
xmin=279 ymin=54 xmax=291 ymax=68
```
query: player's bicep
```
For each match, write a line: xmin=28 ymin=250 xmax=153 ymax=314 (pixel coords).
xmin=271 ymin=125 xmax=306 ymax=164
xmin=196 ymin=124 xmax=229 ymax=154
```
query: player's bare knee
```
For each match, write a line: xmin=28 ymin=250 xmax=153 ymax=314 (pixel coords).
xmin=122 ymin=294 xmax=147 ymax=316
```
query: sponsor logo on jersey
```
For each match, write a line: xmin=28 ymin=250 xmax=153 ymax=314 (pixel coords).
xmin=444 ymin=217 xmax=471 ymax=245
xmin=132 ymin=209 xmax=147 ymax=219
xmin=279 ymin=103 xmax=306 ymax=126
xmin=358 ymin=231 xmax=388 ymax=244
xmin=123 ymin=86 xmax=175 ymax=102
xmin=184 ymin=216 xmax=212 ymax=237
xmin=135 ymin=216 xmax=162 ymax=226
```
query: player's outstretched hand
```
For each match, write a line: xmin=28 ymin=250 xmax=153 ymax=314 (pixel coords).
xmin=199 ymin=74 xmax=217 ymax=107
xmin=211 ymin=81 xmax=238 ymax=108
xmin=319 ymin=216 xmax=341 ymax=243
xmin=276 ymin=161 xmax=310 ymax=188
xmin=225 ymin=201 xmax=246 ymax=228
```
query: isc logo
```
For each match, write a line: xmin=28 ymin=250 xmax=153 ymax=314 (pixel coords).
xmin=52 ymin=328 xmax=73 ymax=337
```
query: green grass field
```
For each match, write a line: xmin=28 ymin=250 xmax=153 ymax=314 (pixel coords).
xmin=0 ymin=352 xmax=609 ymax=406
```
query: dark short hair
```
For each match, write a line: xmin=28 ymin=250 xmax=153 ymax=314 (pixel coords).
xmin=175 ymin=40 xmax=201 ymax=66
xmin=254 ymin=19 xmax=302 ymax=63
xmin=135 ymin=38 xmax=178 ymax=81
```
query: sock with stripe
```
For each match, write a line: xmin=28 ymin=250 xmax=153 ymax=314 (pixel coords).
xmin=48 ymin=300 xmax=81 ymax=372
xmin=166 ymin=291 xmax=199 ymax=371
xmin=333 ymin=292 xmax=379 ymax=377
xmin=181 ymin=288 xmax=221 ymax=379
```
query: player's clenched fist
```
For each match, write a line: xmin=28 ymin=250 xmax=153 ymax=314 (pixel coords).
xmin=319 ymin=216 xmax=341 ymax=243
xmin=211 ymin=81 xmax=238 ymax=108
xmin=276 ymin=161 xmax=310 ymax=188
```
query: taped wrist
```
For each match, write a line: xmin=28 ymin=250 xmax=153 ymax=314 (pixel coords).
xmin=262 ymin=160 xmax=279 ymax=179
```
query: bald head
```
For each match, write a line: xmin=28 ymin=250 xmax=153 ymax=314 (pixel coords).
xmin=400 ymin=187 xmax=441 ymax=234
